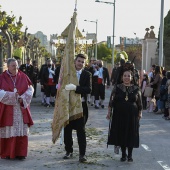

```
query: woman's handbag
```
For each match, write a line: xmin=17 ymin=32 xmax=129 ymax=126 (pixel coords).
xmin=144 ymin=86 xmax=153 ymax=97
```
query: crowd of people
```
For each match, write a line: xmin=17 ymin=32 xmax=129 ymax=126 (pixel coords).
xmin=85 ymin=58 xmax=110 ymax=109
xmin=140 ymin=64 xmax=170 ymax=120
xmin=19 ymin=57 xmax=61 ymax=107
xmin=0 ymin=55 xmax=110 ymax=162
xmin=1 ymin=54 xmax=169 ymax=164
xmin=18 ymin=56 xmax=111 ymax=110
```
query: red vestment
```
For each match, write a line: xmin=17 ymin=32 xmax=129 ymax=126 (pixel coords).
xmin=0 ymin=70 xmax=34 ymax=159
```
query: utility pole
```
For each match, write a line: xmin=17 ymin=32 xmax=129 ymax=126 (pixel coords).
xmin=95 ymin=0 xmax=115 ymax=68
xmin=159 ymin=0 xmax=164 ymax=66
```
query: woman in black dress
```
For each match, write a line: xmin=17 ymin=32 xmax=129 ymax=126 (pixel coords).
xmin=107 ymin=69 xmax=142 ymax=162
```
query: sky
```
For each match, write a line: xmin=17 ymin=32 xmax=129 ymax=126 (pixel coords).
xmin=0 ymin=0 xmax=170 ymax=45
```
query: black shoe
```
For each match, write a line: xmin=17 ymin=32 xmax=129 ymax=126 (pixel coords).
xmin=91 ymin=104 xmax=94 ymax=106
xmin=162 ymin=115 xmax=168 ymax=119
xmin=50 ymin=102 xmax=55 ymax=107
xmin=101 ymin=105 xmax=104 ymax=108
xmin=79 ymin=155 xmax=87 ymax=163
xmin=63 ymin=152 xmax=73 ymax=159
xmin=165 ymin=117 xmax=170 ymax=120
xmin=44 ymin=103 xmax=50 ymax=107
xmin=16 ymin=156 xmax=26 ymax=160
xmin=120 ymin=157 xmax=126 ymax=162
xmin=95 ymin=105 xmax=99 ymax=109
xmin=153 ymin=108 xmax=158 ymax=112
xmin=128 ymin=157 xmax=133 ymax=162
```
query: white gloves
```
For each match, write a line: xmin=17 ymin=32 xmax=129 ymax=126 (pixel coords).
xmin=65 ymin=84 xmax=76 ymax=91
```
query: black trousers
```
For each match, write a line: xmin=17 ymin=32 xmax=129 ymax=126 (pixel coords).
xmin=64 ymin=102 xmax=88 ymax=156
xmin=45 ymin=85 xmax=56 ymax=97
xmin=82 ymin=102 xmax=88 ymax=125
xmin=94 ymin=83 xmax=105 ymax=100
xmin=155 ymin=96 xmax=160 ymax=109
xmin=142 ymin=94 xmax=147 ymax=110
xmin=164 ymin=108 xmax=169 ymax=117
xmin=33 ymin=82 xmax=37 ymax=97
xmin=91 ymin=82 xmax=95 ymax=96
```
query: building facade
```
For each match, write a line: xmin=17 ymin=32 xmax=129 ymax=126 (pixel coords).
xmin=34 ymin=31 xmax=48 ymax=51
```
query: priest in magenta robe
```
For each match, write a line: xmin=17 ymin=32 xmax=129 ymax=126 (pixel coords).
xmin=0 ymin=58 xmax=34 ymax=160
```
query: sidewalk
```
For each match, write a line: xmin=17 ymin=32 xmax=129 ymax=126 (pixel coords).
xmin=0 ymin=84 xmax=121 ymax=170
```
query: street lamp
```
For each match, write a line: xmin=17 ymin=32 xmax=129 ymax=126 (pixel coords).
xmin=84 ymin=19 xmax=98 ymax=60
xmin=95 ymin=0 xmax=115 ymax=68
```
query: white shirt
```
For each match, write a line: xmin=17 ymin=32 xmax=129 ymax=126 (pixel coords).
xmin=76 ymin=69 xmax=82 ymax=81
xmin=48 ymin=67 xmax=55 ymax=78
xmin=93 ymin=69 xmax=99 ymax=76
xmin=76 ymin=69 xmax=85 ymax=102
xmin=98 ymin=67 xmax=103 ymax=79
xmin=148 ymin=72 xmax=153 ymax=78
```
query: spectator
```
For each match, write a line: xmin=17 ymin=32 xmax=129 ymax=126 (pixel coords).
xmin=158 ymin=70 xmax=167 ymax=113
xmin=164 ymin=71 xmax=170 ymax=119
xmin=141 ymin=74 xmax=149 ymax=110
xmin=149 ymin=66 xmax=163 ymax=112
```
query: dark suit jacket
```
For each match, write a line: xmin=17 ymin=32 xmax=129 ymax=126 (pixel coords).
xmin=32 ymin=66 xmax=39 ymax=84
xmin=102 ymin=67 xmax=110 ymax=86
xmin=114 ymin=66 xmax=124 ymax=84
xmin=88 ymin=66 xmax=95 ymax=75
xmin=110 ymin=67 xmax=117 ymax=85
xmin=53 ymin=65 xmax=61 ymax=84
xmin=75 ymin=69 xmax=92 ymax=101
xmin=19 ymin=64 xmax=34 ymax=82
xmin=41 ymin=66 xmax=55 ymax=85
xmin=38 ymin=64 xmax=47 ymax=81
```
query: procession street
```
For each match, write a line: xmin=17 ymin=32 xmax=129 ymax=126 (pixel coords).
xmin=0 ymin=85 xmax=170 ymax=170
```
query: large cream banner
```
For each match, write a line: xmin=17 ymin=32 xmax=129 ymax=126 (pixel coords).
xmin=52 ymin=11 xmax=83 ymax=144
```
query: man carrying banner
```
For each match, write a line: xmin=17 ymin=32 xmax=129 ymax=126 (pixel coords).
xmin=63 ymin=53 xmax=91 ymax=162
xmin=51 ymin=10 xmax=91 ymax=163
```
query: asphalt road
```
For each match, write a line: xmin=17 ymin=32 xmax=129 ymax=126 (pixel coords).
xmin=0 ymin=85 xmax=170 ymax=170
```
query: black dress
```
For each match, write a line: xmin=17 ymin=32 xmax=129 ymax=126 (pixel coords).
xmin=107 ymin=84 xmax=142 ymax=148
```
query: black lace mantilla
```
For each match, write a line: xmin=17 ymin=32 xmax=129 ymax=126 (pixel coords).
xmin=117 ymin=84 xmax=139 ymax=93
xmin=109 ymin=84 xmax=140 ymax=108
